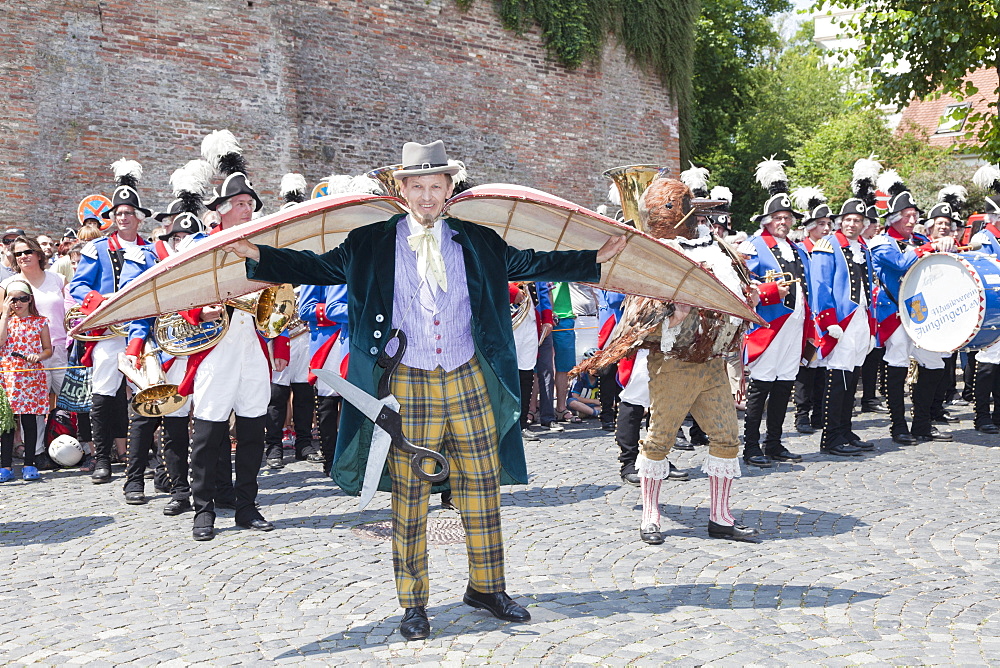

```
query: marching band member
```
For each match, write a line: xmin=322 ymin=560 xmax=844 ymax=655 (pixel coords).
xmin=118 ymin=159 xmax=213 ymax=513
xmin=811 ymin=183 xmax=880 ymax=457
xmin=264 ymin=175 xmax=319 ymax=468
xmin=739 ymin=159 xmax=813 ymax=468
xmin=970 ymin=165 xmax=1000 ymax=432
xmin=790 ymin=188 xmax=832 ymax=436
xmin=224 ymin=140 xmax=624 ymax=641
xmin=179 ymin=130 xmax=288 ymax=541
xmin=869 ymin=170 xmax=954 ymax=445
xmin=68 ymin=159 xmax=150 ymax=484
xmin=509 ymin=281 xmax=550 ymax=442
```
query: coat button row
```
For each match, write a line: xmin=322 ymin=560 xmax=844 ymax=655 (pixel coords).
xmin=375 ymin=314 xmax=384 ymax=323
xmin=370 ymin=346 xmax=378 ymax=355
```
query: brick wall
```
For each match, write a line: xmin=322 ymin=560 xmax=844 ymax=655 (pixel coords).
xmin=0 ymin=0 xmax=680 ymax=235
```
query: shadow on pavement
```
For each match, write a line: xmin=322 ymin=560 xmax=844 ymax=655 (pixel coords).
xmin=275 ymin=583 xmax=883 ymax=659
xmin=0 ymin=515 xmax=115 ymax=545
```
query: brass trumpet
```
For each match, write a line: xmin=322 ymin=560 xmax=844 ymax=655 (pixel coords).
xmin=760 ymin=270 xmax=802 ymax=286
xmin=66 ymin=305 xmax=128 ymax=341
xmin=117 ymin=341 xmax=185 ymax=417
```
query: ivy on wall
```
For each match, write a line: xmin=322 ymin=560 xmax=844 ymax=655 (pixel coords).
xmin=456 ymin=0 xmax=699 ymax=161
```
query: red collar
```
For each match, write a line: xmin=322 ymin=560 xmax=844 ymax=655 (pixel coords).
xmin=154 ymin=240 xmax=171 ymax=261
xmin=760 ymin=230 xmax=779 ymax=248
xmin=107 ymin=232 xmax=148 ymax=251
xmin=886 ymin=226 xmax=909 ymax=241
xmin=802 ymin=237 xmax=814 ymax=252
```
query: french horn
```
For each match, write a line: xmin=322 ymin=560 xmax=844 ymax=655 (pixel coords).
xmin=66 ymin=305 xmax=128 ymax=341
xmin=117 ymin=341 xmax=185 ymax=417
xmin=510 ymin=282 xmax=532 ymax=329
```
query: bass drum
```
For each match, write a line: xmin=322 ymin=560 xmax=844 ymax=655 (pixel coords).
xmin=899 ymin=251 xmax=1000 ymax=352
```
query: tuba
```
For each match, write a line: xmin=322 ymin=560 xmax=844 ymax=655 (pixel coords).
xmin=228 ymin=283 xmax=297 ymax=338
xmin=603 ymin=165 xmax=665 ymax=233
xmin=66 ymin=305 xmax=128 ymax=341
xmin=366 ymin=164 xmax=404 ymax=199
xmin=118 ymin=341 xmax=185 ymax=417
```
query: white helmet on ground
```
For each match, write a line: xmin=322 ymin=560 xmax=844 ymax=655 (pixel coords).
xmin=49 ymin=434 xmax=85 ymax=467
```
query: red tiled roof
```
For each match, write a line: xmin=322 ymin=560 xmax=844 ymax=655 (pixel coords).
xmin=898 ymin=68 xmax=997 ymax=148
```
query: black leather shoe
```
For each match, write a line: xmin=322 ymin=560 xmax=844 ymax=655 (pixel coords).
xmin=766 ymin=447 xmax=803 ymax=463
xmin=620 ymin=471 xmax=640 ymax=486
xmin=821 ymin=442 xmax=863 ymax=457
xmin=690 ymin=434 xmax=709 ymax=446
xmin=795 ymin=421 xmax=816 ymax=434
xmin=892 ymin=431 xmax=917 ymax=445
xmin=914 ymin=427 xmax=953 ymax=442
xmin=266 ymin=457 xmax=284 ymax=469
xmin=601 ymin=422 xmax=615 ymax=432
xmin=673 ymin=438 xmax=694 ymax=451
xmin=639 ymin=524 xmax=664 ymax=544
xmin=192 ymin=525 xmax=215 ymax=541
xmin=124 ymin=491 xmax=147 ymax=505
xmin=163 ymin=498 xmax=193 ymax=516
xmin=91 ymin=467 xmax=111 ymax=484
xmin=668 ymin=462 xmax=689 ymax=481
xmin=237 ymin=518 xmax=275 ymax=531
xmin=932 ymin=413 xmax=959 ymax=424
xmin=861 ymin=400 xmax=890 ymax=413
xmin=306 ymin=452 xmax=325 ymax=463
xmin=399 ymin=606 xmax=430 ymax=641
xmin=743 ymin=453 xmax=774 ymax=468
xmin=463 ymin=585 xmax=531 ymax=622
xmin=976 ymin=423 xmax=1000 ymax=434
xmin=708 ymin=521 xmax=759 ymax=542
xmin=850 ymin=439 xmax=875 ymax=451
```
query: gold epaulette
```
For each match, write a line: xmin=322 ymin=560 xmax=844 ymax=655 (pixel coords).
xmin=811 ymin=238 xmax=835 ymax=254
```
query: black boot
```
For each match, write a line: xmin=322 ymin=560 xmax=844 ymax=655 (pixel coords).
xmin=124 ymin=412 xmax=161 ymax=499
xmin=764 ymin=380 xmax=801 ymax=462
xmin=743 ymin=379 xmax=773 ymax=467
xmin=912 ymin=366 xmax=952 ymax=441
xmin=821 ymin=369 xmax=862 ymax=457
xmin=885 ymin=366 xmax=914 ymax=444
xmin=598 ymin=363 xmax=620 ymax=430
xmin=291 ymin=382 xmax=319 ymax=460
xmin=89 ymin=393 xmax=116 ymax=483
xmin=316 ymin=396 xmax=342 ymax=476
xmin=161 ymin=415 xmax=192 ymax=503
xmin=793 ymin=366 xmax=816 ymax=433
xmin=263 ymin=382 xmax=290 ymax=465
xmin=811 ymin=367 xmax=828 ymax=428
xmin=975 ymin=361 xmax=999 ymax=431
xmin=963 ymin=351 xmax=977 ymax=403
xmin=189 ymin=418 xmax=230 ymax=539
xmin=233 ymin=415 xmax=271 ymax=529
xmin=615 ymin=401 xmax=643 ymax=483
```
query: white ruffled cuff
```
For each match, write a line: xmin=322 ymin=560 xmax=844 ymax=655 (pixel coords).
xmin=701 ymin=454 xmax=742 ymax=479
xmin=637 ymin=453 xmax=673 ymax=480
xmin=658 ymin=323 xmax=681 ymax=355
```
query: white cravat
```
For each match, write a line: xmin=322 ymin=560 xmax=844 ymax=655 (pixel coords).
xmin=406 ymin=218 xmax=448 ymax=292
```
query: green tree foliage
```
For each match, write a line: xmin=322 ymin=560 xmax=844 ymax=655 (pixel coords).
xmin=789 ymin=109 xmax=989 ymax=214
xmin=695 ymin=22 xmax=850 ymax=227
xmin=455 ymin=0 xmax=699 ymax=158
xmin=829 ymin=0 xmax=1000 ymax=161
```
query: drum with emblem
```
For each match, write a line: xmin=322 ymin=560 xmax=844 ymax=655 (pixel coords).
xmin=899 ymin=251 xmax=1000 ymax=352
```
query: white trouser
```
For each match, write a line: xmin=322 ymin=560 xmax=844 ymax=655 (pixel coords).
xmin=191 ymin=311 xmax=271 ymax=421
xmin=272 ymin=334 xmax=311 ymax=386
xmin=91 ymin=337 xmax=127 ymax=397
xmin=619 ymin=349 xmax=650 ymax=408
xmin=315 ymin=333 xmax=349 ymax=398
xmin=884 ymin=326 xmax=946 ymax=369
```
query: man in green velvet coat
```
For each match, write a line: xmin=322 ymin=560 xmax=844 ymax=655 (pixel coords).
xmin=224 ymin=140 xmax=626 ymax=641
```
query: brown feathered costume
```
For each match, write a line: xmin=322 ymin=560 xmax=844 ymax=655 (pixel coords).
xmin=576 ymin=177 xmax=745 ymax=376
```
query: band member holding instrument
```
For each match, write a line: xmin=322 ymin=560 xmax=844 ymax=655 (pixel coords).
xmin=69 ymin=159 xmax=150 ymax=484
xmin=869 ymin=170 xmax=955 ymax=445
xmin=118 ymin=159 xmax=213 ymax=512
xmin=223 ymin=140 xmax=626 ymax=641
xmin=811 ymin=182 xmax=880 ymax=457
xmin=739 ymin=159 xmax=813 ymax=469
xmin=969 ymin=165 xmax=1000 ymax=432
xmin=790 ymin=187 xmax=832 ymax=436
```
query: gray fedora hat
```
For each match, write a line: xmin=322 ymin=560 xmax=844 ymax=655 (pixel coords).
xmin=392 ymin=141 xmax=461 ymax=179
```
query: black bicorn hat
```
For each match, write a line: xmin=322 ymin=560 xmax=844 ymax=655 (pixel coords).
xmin=201 ymin=129 xmax=263 ymax=212
xmin=792 ymin=187 xmax=830 ymax=227
xmin=926 ymin=185 xmax=967 ymax=223
xmin=973 ymin=164 xmax=1000 ymax=216
xmin=752 ymin=157 xmax=803 ymax=225
xmin=153 ymin=198 xmax=185 ymax=222
xmin=836 ymin=156 xmax=882 ymax=225
xmin=708 ymin=185 xmax=733 ymax=232
xmin=158 ymin=159 xmax=213 ymax=240
xmin=101 ymin=159 xmax=152 ymax=219
xmin=877 ymin=169 xmax=923 ymax=218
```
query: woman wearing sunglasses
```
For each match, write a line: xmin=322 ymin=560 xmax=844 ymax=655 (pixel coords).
xmin=0 ymin=279 xmax=53 ymax=481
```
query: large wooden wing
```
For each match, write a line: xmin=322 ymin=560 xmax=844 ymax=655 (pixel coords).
xmin=445 ymin=184 xmax=760 ymax=323
xmin=74 ymin=193 xmax=406 ymax=330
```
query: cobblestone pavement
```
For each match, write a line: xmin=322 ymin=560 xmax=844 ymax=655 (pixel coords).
xmin=2 ymin=402 xmax=1000 ymax=666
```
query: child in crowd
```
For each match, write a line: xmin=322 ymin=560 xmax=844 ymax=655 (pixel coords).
xmin=0 ymin=280 xmax=53 ymax=481
xmin=567 ymin=348 xmax=602 ymax=421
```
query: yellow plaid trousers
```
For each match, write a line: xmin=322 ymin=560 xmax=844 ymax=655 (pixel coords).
xmin=388 ymin=356 xmax=506 ymax=608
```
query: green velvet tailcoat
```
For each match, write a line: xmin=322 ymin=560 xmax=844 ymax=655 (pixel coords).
xmin=246 ymin=213 xmax=600 ymax=495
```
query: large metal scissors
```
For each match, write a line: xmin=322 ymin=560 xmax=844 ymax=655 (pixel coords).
xmin=312 ymin=328 xmax=450 ymax=510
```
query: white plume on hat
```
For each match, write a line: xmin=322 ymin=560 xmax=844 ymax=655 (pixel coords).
xmin=280 ymin=173 xmax=308 ymax=200
xmin=973 ymin=164 xmax=1000 ymax=191
xmin=448 ymin=160 xmax=468 ymax=185
xmin=170 ymin=159 xmax=214 ymax=198
xmin=607 ymin=184 xmax=621 ymax=207
xmin=754 ymin=156 xmax=789 ymax=194
xmin=110 ymin=158 xmax=143 ymax=184
xmin=709 ymin=185 xmax=732 ymax=204
xmin=679 ymin=162 xmax=710 ymax=196
xmin=201 ymin=129 xmax=243 ymax=172
xmin=937 ymin=185 xmax=967 ymax=207
xmin=792 ymin=187 xmax=826 ymax=211
xmin=325 ymin=175 xmax=354 ymax=195
xmin=876 ymin=170 xmax=906 ymax=198
xmin=851 ymin=154 xmax=881 ymax=189
xmin=348 ymin=174 xmax=382 ymax=194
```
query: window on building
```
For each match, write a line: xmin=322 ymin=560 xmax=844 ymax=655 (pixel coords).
xmin=935 ymin=103 xmax=970 ymax=134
